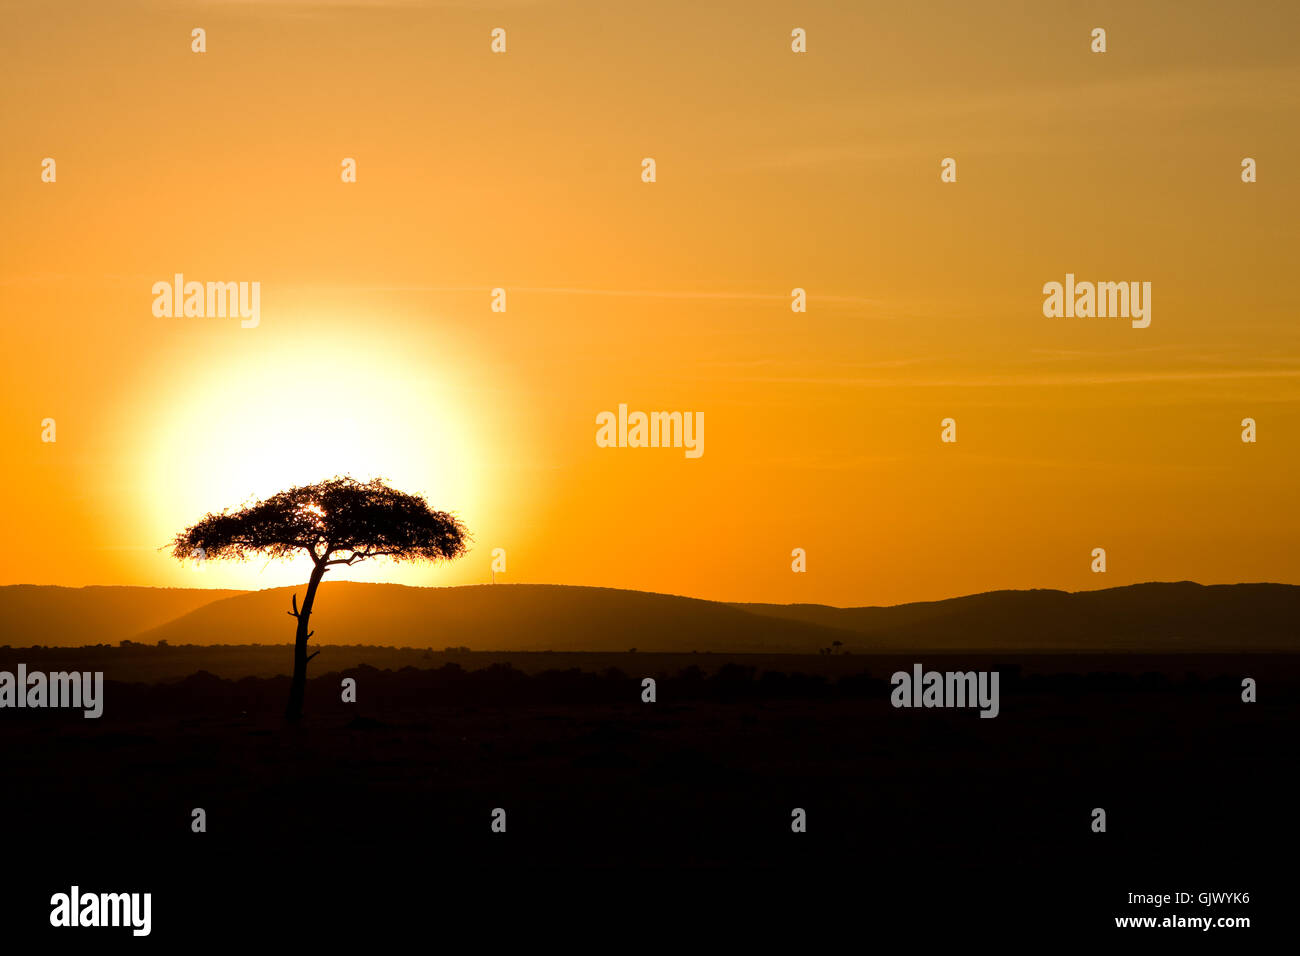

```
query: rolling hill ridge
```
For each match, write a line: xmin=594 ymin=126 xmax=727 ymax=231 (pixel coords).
xmin=1 ymin=580 xmax=1295 ymax=652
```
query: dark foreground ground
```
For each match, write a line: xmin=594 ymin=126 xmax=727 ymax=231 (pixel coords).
xmin=1 ymin=648 xmax=1293 ymax=942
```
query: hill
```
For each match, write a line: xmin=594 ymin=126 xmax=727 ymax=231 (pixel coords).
xmin=131 ymin=582 xmax=840 ymax=652
xmin=0 ymin=584 xmax=245 ymax=647
xmin=731 ymin=581 xmax=1300 ymax=651
xmin=1 ymin=581 xmax=1295 ymax=653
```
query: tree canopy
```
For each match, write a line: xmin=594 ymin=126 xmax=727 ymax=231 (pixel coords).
xmin=170 ymin=476 xmax=470 ymax=567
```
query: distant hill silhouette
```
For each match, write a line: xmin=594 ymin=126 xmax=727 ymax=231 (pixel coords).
xmin=0 ymin=584 xmax=244 ymax=647
xmin=732 ymin=581 xmax=1300 ymax=651
xmin=128 ymin=583 xmax=840 ymax=653
xmin=0 ymin=581 xmax=1295 ymax=652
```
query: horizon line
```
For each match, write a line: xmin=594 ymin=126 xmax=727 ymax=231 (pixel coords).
xmin=1 ymin=578 xmax=1293 ymax=612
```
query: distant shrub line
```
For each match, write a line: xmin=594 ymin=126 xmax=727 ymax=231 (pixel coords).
xmin=0 ymin=660 xmax=1266 ymax=722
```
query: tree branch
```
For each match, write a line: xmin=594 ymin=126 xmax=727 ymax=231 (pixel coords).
xmin=325 ymin=547 xmax=404 ymax=566
xmin=287 ymin=593 xmax=300 ymax=619
xmin=306 ymin=649 xmax=320 ymax=663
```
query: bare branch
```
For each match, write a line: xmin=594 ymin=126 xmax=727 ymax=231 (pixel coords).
xmin=326 ymin=547 xmax=405 ymax=567
xmin=306 ymin=649 xmax=320 ymax=663
xmin=287 ymin=593 xmax=300 ymax=619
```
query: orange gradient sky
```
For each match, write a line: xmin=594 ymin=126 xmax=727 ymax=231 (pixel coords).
xmin=1 ymin=0 xmax=1297 ymax=605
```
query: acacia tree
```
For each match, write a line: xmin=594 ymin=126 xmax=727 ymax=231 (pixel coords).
xmin=171 ymin=476 xmax=469 ymax=722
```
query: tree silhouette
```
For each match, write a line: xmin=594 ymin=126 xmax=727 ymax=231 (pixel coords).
xmin=171 ymin=476 xmax=469 ymax=722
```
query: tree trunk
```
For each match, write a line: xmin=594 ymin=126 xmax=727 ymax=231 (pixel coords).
xmin=285 ymin=561 xmax=327 ymax=723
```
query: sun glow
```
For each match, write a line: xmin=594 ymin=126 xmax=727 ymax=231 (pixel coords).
xmin=128 ymin=329 xmax=489 ymax=589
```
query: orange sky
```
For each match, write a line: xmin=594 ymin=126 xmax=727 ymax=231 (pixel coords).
xmin=1 ymin=0 xmax=1297 ymax=605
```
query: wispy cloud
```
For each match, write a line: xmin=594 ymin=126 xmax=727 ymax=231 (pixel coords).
xmin=190 ymin=0 xmax=538 ymax=7
xmin=743 ymin=64 xmax=1300 ymax=170
xmin=730 ymin=368 xmax=1300 ymax=389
